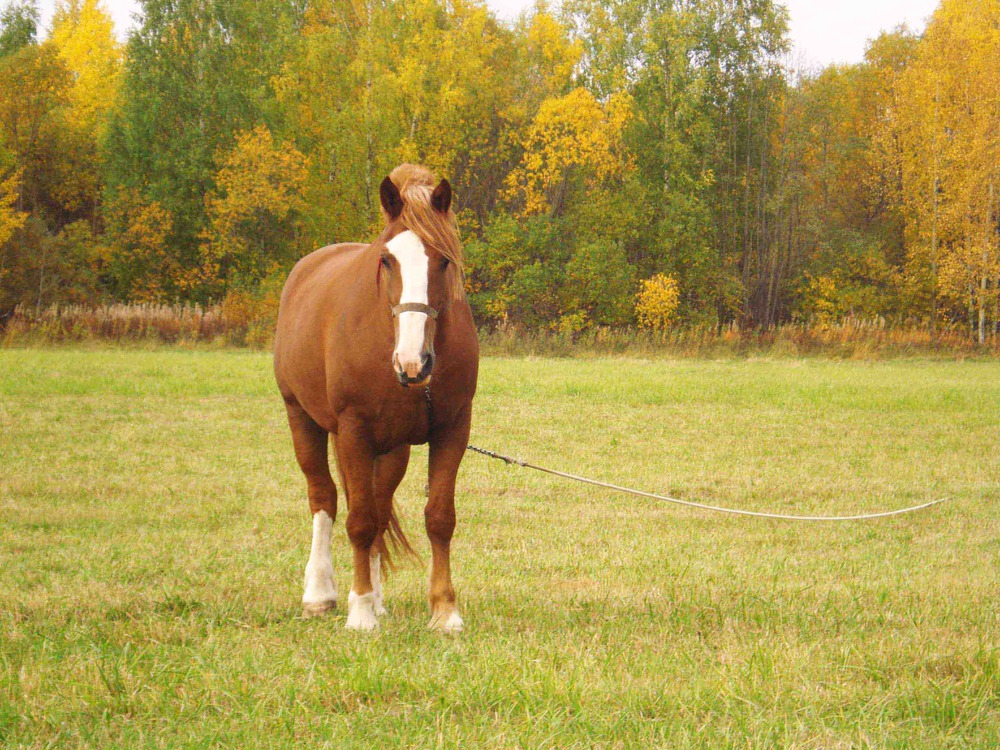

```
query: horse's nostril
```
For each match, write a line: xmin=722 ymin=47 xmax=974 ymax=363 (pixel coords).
xmin=419 ymin=354 xmax=434 ymax=378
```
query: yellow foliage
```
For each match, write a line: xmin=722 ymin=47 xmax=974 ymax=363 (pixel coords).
xmin=938 ymin=238 xmax=1000 ymax=316
xmin=802 ymin=274 xmax=840 ymax=323
xmin=523 ymin=9 xmax=582 ymax=95
xmin=0 ymin=169 xmax=27 ymax=248
xmin=49 ymin=0 xmax=123 ymax=135
xmin=44 ymin=1 xmax=122 ymax=215
xmin=556 ymin=310 xmax=588 ymax=334
xmin=894 ymin=0 xmax=1000 ymax=324
xmin=635 ymin=274 xmax=680 ymax=330
xmin=208 ymin=127 xmax=309 ymax=223
xmin=504 ymin=87 xmax=634 ymax=215
xmin=107 ymin=190 xmax=181 ymax=302
xmin=202 ymin=126 xmax=310 ymax=274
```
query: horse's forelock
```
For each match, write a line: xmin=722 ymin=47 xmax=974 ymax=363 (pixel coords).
xmin=389 ymin=165 xmax=464 ymax=298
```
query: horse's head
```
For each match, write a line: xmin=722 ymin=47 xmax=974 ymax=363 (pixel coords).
xmin=376 ymin=169 xmax=461 ymax=388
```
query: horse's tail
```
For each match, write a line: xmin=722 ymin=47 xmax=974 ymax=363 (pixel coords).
xmin=376 ymin=499 xmax=420 ymax=575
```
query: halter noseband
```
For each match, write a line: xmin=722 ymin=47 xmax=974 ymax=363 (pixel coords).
xmin=392 ymin=302 xmax=438 ymax=319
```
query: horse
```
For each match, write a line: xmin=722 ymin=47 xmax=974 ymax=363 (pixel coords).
xmin=273 ymin=164 xmax=478 ymax=631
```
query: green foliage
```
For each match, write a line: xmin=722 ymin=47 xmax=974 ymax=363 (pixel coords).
xmin=563 ymin=240 xmax=635 ymax=326
xmin=0 ymin=0 xmax=37 ymax=57
xmin=200 ymin=126 xmax=310 ymax=294
xmin=104 ymin=189 xmax=177 ymax=301
xmin=103 ymin=0 xmax=304 ymax=300
xmin=507 ymin=260 xmax=564 ymax=328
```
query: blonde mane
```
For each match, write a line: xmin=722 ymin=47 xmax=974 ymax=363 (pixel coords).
xmin=387 ymin=164 xmax=464 ymax=298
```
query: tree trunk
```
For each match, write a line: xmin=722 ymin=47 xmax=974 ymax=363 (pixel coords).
xmin=979 ymin=274 xmax=986 ymax=344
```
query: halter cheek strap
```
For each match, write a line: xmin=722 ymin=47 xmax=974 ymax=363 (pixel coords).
xmin=392 ymin=302 xmax=438 ymax=319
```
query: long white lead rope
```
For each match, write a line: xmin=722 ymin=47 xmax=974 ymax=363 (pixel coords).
xmin=466 ymin=445 xmax=950 ymax=521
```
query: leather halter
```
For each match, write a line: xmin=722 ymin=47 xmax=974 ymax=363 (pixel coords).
xmin=392 ymin=302 xmax=438 ymax=319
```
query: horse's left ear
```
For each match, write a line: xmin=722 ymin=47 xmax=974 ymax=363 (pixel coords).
xmin=380 ymin=176 xmax=404 ymax=220
xmin=431 ymin=179 xmax=452 ymax=213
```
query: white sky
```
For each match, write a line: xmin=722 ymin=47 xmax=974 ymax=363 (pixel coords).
xmin=36 ymin=0 xmax=940 ymax=68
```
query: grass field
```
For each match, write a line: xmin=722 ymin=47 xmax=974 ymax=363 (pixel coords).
xmin=1 ymin=349 xmax=998 ymax=748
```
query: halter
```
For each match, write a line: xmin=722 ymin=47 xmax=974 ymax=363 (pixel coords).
xmin=392 ymin=302 xmax=438 ymax=319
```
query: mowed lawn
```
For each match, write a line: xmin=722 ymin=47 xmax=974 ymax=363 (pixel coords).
xmin=1 ymin=350 xmax=998 ymax=749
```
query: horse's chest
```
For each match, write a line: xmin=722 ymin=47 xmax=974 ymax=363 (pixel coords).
xmin=368 ymin=394 xmax=433 ymax=451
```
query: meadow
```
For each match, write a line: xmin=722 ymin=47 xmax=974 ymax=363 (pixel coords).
xmin=1 ymin=349 xmax=998 ymax=748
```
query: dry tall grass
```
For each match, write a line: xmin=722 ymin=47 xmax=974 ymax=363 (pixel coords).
xmin=3 ymin=303 xmax=997 ymax=357
xmin=1 ymin=296 xmax=275 ymax=348
xmin=481 ymin=318 xmax=999 ymax=358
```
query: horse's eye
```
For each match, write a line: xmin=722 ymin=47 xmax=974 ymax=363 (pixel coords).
xmin=440 ymin=258 xmax=450 ymax=270
xmin=380 ymin=256 xmax=391 ymax=268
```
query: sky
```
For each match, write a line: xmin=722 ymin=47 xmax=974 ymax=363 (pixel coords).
xmin=36 ymin=0 xmax=941 ymax=69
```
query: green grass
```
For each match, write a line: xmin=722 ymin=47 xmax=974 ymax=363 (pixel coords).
xmin=1 ymin=349 xmax=998 ymax=748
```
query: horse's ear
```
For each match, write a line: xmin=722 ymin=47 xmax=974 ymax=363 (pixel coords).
xmin=431 ymin=178 xmax=452 ymax=213
xmin=380 ymin=176 xmax=403 ymax=220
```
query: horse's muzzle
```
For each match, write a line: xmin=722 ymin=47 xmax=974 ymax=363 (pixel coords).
xmin=396 ymin=353 xmax=434 ymax=387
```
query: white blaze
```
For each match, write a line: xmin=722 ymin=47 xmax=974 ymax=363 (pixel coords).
xmin=302 ymin=510 xmax=336 ymax=610
xmin=387 ymin=230 xmax=430 ymax=375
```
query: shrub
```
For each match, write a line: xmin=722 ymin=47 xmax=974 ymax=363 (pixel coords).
xmin=635 ymin=273 xmax=680 ymax=330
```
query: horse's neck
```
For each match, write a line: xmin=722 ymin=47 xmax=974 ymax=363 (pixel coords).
xmin=351 ymin=243 xmax=393 ymax=326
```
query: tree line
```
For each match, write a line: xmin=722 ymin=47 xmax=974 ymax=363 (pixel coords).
xmin=0 ymin=0 xmax=997 ymax=341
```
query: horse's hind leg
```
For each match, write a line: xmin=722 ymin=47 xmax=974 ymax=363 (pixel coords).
xmin=285 ymin=401 xmax=338 ymax=616
xmin=371 ymin=445 xmax=411 ymax=616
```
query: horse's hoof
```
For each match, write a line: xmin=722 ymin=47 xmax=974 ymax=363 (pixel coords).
xmin=302 ymin=600 xmax=336 ymax=618
xmin=346 ymin=591 xmax=379 ymax=631
xmin=429 ymin=608 xmax=463 ymax=633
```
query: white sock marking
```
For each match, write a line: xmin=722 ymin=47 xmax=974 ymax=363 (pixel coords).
xmin=429 ymin=606 xmax=464 ymax=632
xmin=302 ymin=510 xmax=336 ymax=609
xmin=346 ymin=590 xmax=379 ymax=631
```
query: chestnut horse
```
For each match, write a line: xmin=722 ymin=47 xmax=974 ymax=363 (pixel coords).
xmin=273 ymin=164 xmax=478 ymax=631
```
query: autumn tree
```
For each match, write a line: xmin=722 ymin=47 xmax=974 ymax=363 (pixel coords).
xmin=47 ymin=0 xmax=122 ymax=223
xmin=774 ymin=58 xmax=906 ymax=323
xmin=636 ymin=273 xmax=680 ymax=330
xmin=0 ymin=2 xmax=78 ymax=314
xmin=104 ymin=189 xmax=177 ymax=301
xmin=895 ymin=0 xmax=1000 ymax=338
xmin=275 ymin=0 xmax=542 ymax=246
xmin=104 ymin=0 xmax=304 ymax=300
xmin=201 ymin=126 xmax=310 ymax=293
xmin=0 ymin=167 xmax=23 ymax=240
xmin=0 ymin=0 xmax=36 ymax=57
xmin=565 ymin=0 xmax=789 ymax=325
xmin=504 ymin=87 xmax=633 ymax=217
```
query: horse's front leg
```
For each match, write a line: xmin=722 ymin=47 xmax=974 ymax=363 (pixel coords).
xmin=334 ymin=425 xmax=379 ymax=631
xmin=284 ymin=401 xmax=338 ymax=617
xmin=426 ymin=409 xmax=472 ymax=632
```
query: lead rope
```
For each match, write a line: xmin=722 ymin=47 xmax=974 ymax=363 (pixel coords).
xmin=465 ymin=444 xmax=949 ymax=522
xmin=424 ymin=385 xmax=434 ymax=428
xmin=424 ymin=387 xmax=434 ymax=499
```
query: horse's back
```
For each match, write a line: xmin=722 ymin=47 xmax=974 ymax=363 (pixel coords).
xmin=280 ymin=242 xmax=368 ymax=305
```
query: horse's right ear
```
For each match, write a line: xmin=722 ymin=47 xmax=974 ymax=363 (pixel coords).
xmin=379 ymin=176 xmax=403 ymax=220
